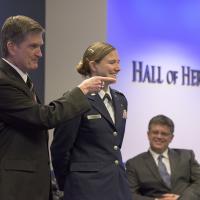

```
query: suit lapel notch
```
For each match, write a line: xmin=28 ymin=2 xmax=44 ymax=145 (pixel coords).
xmin=144 ymin=152 xmax=161 ymax=180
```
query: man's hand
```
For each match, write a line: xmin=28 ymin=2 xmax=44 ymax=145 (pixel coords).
xmin=156 ymin=193 xmax=180 ymax=200
xmin=78 ymin=76 xmax=116 ymax=95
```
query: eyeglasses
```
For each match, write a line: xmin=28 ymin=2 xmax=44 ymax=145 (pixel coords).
xmin=150 ymin=130 xmax=172 ymax=137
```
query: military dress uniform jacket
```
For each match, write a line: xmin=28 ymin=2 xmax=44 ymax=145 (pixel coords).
xmin=51 ymin=89 xmax=132 ymax=200
xmin=126 ymin=149 xmax=200 ymax=200
xmin=0 ymin=59 xmax=90 ymax=200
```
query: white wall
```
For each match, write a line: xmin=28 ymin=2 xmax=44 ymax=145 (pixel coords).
xmin=46 ymin=1 xmax=200 ymax=163
xmin=45 ymin=0 xmax=107 ymax=143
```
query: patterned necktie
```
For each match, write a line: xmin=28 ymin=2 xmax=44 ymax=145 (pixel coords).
xmin=26 ymin=76 xmax=37 ymax=102
xmin=157 ymin=155 xmax=171 ymax=187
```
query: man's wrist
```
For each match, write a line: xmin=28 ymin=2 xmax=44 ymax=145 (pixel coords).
xmin=78 ymin=85 xmax=88 ymax=95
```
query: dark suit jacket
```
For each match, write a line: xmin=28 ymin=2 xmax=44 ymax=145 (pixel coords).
xmin=126 ymin=149 xmax=200 ymax=200
xmin=51 ymin=89 xmax=132 ymax=200
xmin=0 ymin=59 xmax=90 ymax=200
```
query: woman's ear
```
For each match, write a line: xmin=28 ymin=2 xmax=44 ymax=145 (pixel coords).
xmin=89 ymin=61 xmax=97 ymax=74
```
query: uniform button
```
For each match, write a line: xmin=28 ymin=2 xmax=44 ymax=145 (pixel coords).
xmin=114 ymin=160 xmax=119 ymax=165
xmin=113 ymin=145 xmax=118 ymax=150
xmin=113 ymin=131 xmax=118 ymax=136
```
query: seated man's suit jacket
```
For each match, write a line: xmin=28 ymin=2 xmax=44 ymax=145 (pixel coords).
xmin=126 ymin=149 xmax=200 ymax=200
xmin=51 ymin=89 xmax=132 ymax=200
xmin=0 ymin=59 xmax=90 ymax=200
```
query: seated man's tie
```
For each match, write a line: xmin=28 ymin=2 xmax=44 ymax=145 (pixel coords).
xmin=157 ymin=155 xmax=171 ymax=188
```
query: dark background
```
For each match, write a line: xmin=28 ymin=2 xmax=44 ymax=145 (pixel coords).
xmin=0 ymin=0 xmax=45 ymax=102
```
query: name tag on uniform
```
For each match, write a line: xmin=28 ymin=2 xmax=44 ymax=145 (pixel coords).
xmin=87 ymin=114 xmax=102 ymax=120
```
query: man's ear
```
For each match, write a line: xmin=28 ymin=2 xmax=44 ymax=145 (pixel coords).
xmin=7 ymin=41 xmax=17 ymax=56
xmin=89 ymin=61 xmax=97 ymax=73
xmin=147 ymin=131 xmax=150 ymax=140
xmin=169 ymin=134 xmax=174 ymax=143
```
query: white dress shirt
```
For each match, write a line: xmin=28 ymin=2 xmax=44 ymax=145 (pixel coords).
xmin=149 ymin=148 xmax=171 ymax=175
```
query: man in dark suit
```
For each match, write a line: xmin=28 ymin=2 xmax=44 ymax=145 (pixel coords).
xmin=126 ymin=115 xmax=200 ymax=200
xmin=51 ymin=42 xmax=132 ymax=200
xmin=0 ymin=16 xmax=115 ymax=200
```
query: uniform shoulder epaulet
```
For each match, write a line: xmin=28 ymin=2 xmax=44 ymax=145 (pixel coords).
xmin=112 ymin=89 xmax=125 ymax=97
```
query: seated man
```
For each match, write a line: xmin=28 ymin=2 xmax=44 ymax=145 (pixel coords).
xmin=126 ymin=114 xmax=200 ymax=200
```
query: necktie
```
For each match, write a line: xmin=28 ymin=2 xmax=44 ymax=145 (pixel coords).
xmin=26 ymin=76 xmax=37 ymax=102
xmin=157 ymin=155 xmax=171 ymax=187
xmin=26 ymin=76 xmax=34 ymax=91
xmin=103 ymin=93 xmax=112 ymax=102
xmin=103 ymin=93 xmax=115 ymax=123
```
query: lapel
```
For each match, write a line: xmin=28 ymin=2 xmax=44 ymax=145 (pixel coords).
xmin=144 ymin=151 xmax=170 ymax=189
xmin=87 ymin=93 xmax=115 ymax=127
xmin=0 ymin=59 xmax=40 ymax=103
xmin=110 ymin=89 xmax=124 ymax=131
xmin=87 ymin=89 xmax=125 ymax=130
xmin=168 ymin=149 xmax=179 ymax=187
xmin=35 ymin=95 xmax=41 ymax=103
xmin=1 ymin=59 xmax=26 ymax=85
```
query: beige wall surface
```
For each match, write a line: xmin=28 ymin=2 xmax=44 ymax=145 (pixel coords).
xmin=46 ymin=0 xmax=106 ymax=143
